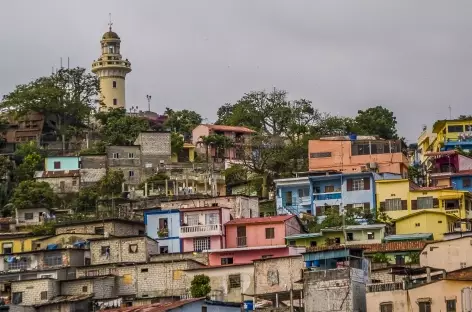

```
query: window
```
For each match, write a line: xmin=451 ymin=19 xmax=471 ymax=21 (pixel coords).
xmin=113 ymin=98 xmax=118 ymax=105
xmin=367 ymin=232 xmax=375 ymax=240
xmin=464 ymin=177 xmax=471 ymax=187
xmin=128 ymin=152 xmax=134 ymax=158
xmin=448 ymin=125 xmax=464 ymax=133
xmin=108 ymin=45 xmax=115 ymax=54
xmin=160 ymin=246 xmax=169 ymax=254
xmin=24 ymin=213 xmax=34 ymax=220
xmin=298 ymin=188 xmax=309 ymax=197
xmin=2 ymin=243 xmax=12 ymax=254
xmin=384 ymin=198 xmax=403 ymax=211
xmin=351 ymin=143 xmax=370 ymax=155
xmin=112 ymin=81 xmax=117 ymax=88
xmin=186 ymin=215 xmax=199 ymax=226
xmin=40 ymin=291 xmax=47 ymax=300
xmin=228 ymin=274 xmax=241 ymax=288
xmin=285 ymin=191 xmax=293 ymax=205
xmin=54 ymin=161 xmax=61 ymax=169
xmin=347 ymin=233 xmax=354 ymax=241
xmin=446 ymin=299 xmax=456 ymax=312
xmin=141 ymin=268 xmax=148 ymax=273
xmin=221 ymin=257 xmax=233 ymax=265
xmin=94 ymin=227 xmax=104 ymax=235
xmin=310 ymin=152 xmax=332 ymax=158
xmin=418 ymin=301 xmax=431 ymax=312
xmin=193 ymin=237 xmax=210 ymax=251
xmin=82 ymin=286 xmax=88 ymax=292
xmin=129 ymin=170 xmax=134 ymax=177
xmin=112 ymin=152 xmax=119 ymax=158
xmin=129 ymin=244 xmax=138 ymax=253
xmin=265 ymin=228 xmax=275 ymax=239
xmin=205 ymin=213 xmax=218 ymax=225
xmin=8 ymin=259 xmax=28 ymax=271
xmin=417 ymin=196 xmax=433 ymax=209
xmin=60 ymin=181 xmax=65 ymax=192
xmin=352 ymin=179 xmax=364 ymax=191
xmin=324 ymin=185 xmax=335 ymax=193
xmin=380 ymin=303 xmax=393 ymax=312
xmin=415 ymin=223 xmax=420 ymax=227
xmin=202 ymin=307 xmax=208 ymax=312
xmin=12 ymin=292 xmax=22 ymax=304
xmin=289 ymin=240 xmax=296 ymax=246
xmin=335 ymin=237 xmax=341 ymax=244
xmin=310 ymin=241 xmax=317 ymax=247
xmin=395 ymin=255 xmax=405 ymax=265
xmin=101 ymin=246 xmax=110 ymax=256
xmin=44 ymin=253 xmax=62 ymax=267
xmin=72 ymin=179 xmax=77 ymax=186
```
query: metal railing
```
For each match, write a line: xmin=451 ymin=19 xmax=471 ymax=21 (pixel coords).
xmin=180 ymin=224 xmax=221 ymax=234
xmin=237 ymin=236 xmax=247 ymax=247
xmin=367 ymin=282 xmax=404 ymax=293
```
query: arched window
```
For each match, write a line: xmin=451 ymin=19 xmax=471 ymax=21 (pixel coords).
xmin=112 ymin=81 xmax=117 ymax=88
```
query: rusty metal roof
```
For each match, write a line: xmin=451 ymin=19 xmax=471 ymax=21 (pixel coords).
xmin=35 ymin=170 xmax=80 ymax=178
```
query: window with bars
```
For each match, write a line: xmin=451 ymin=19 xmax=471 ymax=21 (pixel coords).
xmin=417 ymin=197 xmax=433 ymax=209
xmin=446 ymin=299 xmax=456 ymax=312
xmin=228 ymin=274 xmax=241 ymax=289
xmin=205 ymin=213 xmax=218 ymax=225
xmin=265 ymin=228 xmax=275 ymax=239
xmin=8 ymin=260 xmax=28 ymax=271
xmin=193 ymin=237 xmax=210 ymax=252
xmin=380 ymin=303 xmax=393 ymax=312
xmin=418 ymin=301 xmax=431 ymax=312
xmin=40 ymin=291 xmax=47 ymax=300
xmin=352 ymin=179 xmax=364 ymax=191
xmin=44 ymin=253 xmax=62 ymax=267
xmin=385 ymin=199 xmax=402 ymax=211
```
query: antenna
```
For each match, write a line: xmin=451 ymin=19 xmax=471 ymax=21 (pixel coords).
xmin=108 ymin=13 xmax=113 ymax=31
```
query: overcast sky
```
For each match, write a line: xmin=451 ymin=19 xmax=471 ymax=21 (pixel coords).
xmin=1 ymin=1 xmax=472 ymax=141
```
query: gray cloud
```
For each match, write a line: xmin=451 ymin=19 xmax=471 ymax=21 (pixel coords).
xmin=1 ymin=0 xmax=472 ymax=141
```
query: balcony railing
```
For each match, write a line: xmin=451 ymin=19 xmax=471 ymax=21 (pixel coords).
xmin=237 ymin=236 xmax=247 ymax=247
xmin=180 ymin=224 xmax=222 ymax=238
xmin=367 ymin=282 xmax=405 ymax=293
xmin=313 ymin=192 xmax=342 ymax=201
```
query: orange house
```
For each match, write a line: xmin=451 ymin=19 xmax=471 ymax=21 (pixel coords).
xmin=308 ymin=136 xmax=409 ymax=176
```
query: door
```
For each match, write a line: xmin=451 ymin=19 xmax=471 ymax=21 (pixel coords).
xmin=236 ymin=226 xmax=247 ymax=247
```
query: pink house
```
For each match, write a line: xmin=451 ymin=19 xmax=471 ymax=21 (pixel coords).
xmin=180 ymin=206 xmax=231 ymax=252
xmin=205 ymin=215 xmax=305 ymax=266
xmin=192 ymin=124 xmax=255 ymax=163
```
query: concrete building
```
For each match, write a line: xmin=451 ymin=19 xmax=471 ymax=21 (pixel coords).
xmin=106 ymin=298 xmax=241 ymax=312
xmin=91 ymin=22 xmax=132 ymax=111
xmin=34 ymin=169 xmax=80 ymax=194
xmin=144 ymin=208 xmax=181 ymax=254
xmin=107 ymin=145 xmax=141 ymax=187
xmin=159 ymin=195 xmax=259 ymax=219
xmin=308 ymin=135 xmax=409 ymax=176
xmin=15 ymin=207 xmax=53 ymax=226
xmin=184 ymin=263 xmax=254 ymax=303
xmin=420 ymin=237 xmax=472 ymax=272
xmin=192 ymin=124 xmax=255 ymax=168
xmin=55 ymin=218 xmax=145 ymax=236
xmin=134 ymin=131 xmax=172 ymax=175
xmin=79 ymin=154 xmax=107 ymax=187
xmin=180 ymin=206 xmax=230 ymax=252
xmin=274 ymin=177 xmax=311 ymax=215
xmin=45 ymin=156 xmax=79 ymax=171
xmin=430 ymin=118 xmax=472 ymax=152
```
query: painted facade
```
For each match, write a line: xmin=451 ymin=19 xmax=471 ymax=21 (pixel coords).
xmin=394 ymin=210 xmax=459 ymax=240
xmin=420 ymin=237 xmax=472 ymax=272
xmin=432 ymin=118 xmax=472 ymax=152
xmin=144 ymin=209 xmax=181 ymax=254
xmin=376 ymin=179 xmax=472 ymax=221
xmin=171 ymin=142 xmax=195 ymax=163
xmin=308 ymin=136 xmax=409 ymax=176
xmin=45 ymin=156 xmax=79 ymax=171
xmin=206 ymin=246 xmax=304 ymax=266
xmin=180 ymin=207 xmax=230 ymax=252
xmin=274 ymin=177 xmax=311 ymax=215
xmin=224 ymin=215 xmax=303 ymax=249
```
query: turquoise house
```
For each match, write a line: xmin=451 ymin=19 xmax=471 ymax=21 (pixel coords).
xmin=45 ymin=156 xmax=80 ymax=171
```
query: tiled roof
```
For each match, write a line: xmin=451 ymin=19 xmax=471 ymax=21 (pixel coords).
xmin=0 ymin=217 xmax=14 ymax=224
xmin=424 ymin=150 xmax=457 ymax=156
xmin=446 ymin=267 xmax=472 ymax=281
xmin=178 ymin=206 xmax=231 ymax=212
xmin=34 ymin=170 xmax=80 ymax=178
xmin=225 ymin=215 xmax=294 ymax=225
xmin=80 ymin=168 xmax=106 ymax=183
xmin=307 ymin=241 xmax=428 ymax=253
xmin=106 ymin=298 xmax=204 ymax=311
xmin=409 ymin=182 xmax=452 ymax=191
xmin=205 ymin=124 xmax=256 ymax=134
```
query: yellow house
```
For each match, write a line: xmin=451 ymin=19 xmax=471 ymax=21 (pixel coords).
xmin=394 ymin=210 xmax=459 ymax=240
xmin=376 ymin=179 xmax=471 ymax=219
xmin=432 ymin=118 xmax=472 ymax=152
xmin=0 ymin=232 xmax=45 ymax=254
xmin=171 ymin=143 xmax=195 ymax=163
xmin=416 ymin=127 xmax=437 ymax=163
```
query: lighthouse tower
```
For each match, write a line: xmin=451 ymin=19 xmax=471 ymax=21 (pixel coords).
xmin=91 ymin=20 xmax=131 ymax=111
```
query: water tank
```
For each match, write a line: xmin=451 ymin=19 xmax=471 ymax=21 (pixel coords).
xmin=244 ymin=300 xmax=254 ymax=311
xmin=349 ymin=133 xmax=357 ymax=141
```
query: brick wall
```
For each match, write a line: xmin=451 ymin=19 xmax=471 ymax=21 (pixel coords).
xmin=11 ymin=278 xmax=59 ymax=306
xmin=55 ymin=221 xmax=144 ymax=236
xmin=90 ymin=237 xmax=151 ymax=265
xmin=254 ymin=256 xmax=304 ymax=295
xmin=150 ymin=252 xmax=209 ymax=265
xmin=81 ymin=155 xmax=107 ymax=169
xmin=61 ymin=279 xmax=93 ymax=296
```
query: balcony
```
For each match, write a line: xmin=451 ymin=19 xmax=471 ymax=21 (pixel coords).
xmin=313 ymin=192 xmax=342 ymax=201
xmin=237 ymin=236 xmax=247 ymax=247
xmin=367 ymin=282 xmax=405 ymax=293
xmin=180 ymin=224 xmax=222 ymax=238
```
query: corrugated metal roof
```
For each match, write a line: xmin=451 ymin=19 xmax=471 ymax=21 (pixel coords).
xmin=106 ymin=298 xmax=204 ymax=311
xmin=35 ymin=170 xmax=80 ymax=178
xmin=383 ymin=233 xmax=433 ymax=242
xmin=322 ymin=224 xmax=386 ymax=232
xmin=286 ymin=233 xmax=323 ymax=240
xmin=205 ymin=124 xmax=256 ymax=134
xmin=307 ymin=241 xmax=428 ymax=254
xmin=226 ymin=215 xmax=294 ymax=225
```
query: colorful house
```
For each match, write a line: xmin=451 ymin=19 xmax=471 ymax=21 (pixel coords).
xmin=431 ymin=118 xmax=472 ymax=152
xmin=171 ymin=142 xmax=195 ymax=163
xmin=308 ymin=135 xmax=409 ymax=176
xmin=0 ymin=232 xmax=43 ymax=254
xmin=286 ymin=224 xmax=386 ymax=248
xmin=274 ymin=177 xmax=311 ymax=215
xmin=394 ymin=210 xmax=459 ymax=240
xmin=310 ymin=172 xmax=378 ymax=221
xmin=144 ymin=208 xmax=181 ymax=254
xmin=180 ymin=206 xmax=230 ymax=252
xmin=424 ymin=150 xmax=472 ymax=192
xmin=44 ymin=156 xmax=80 ymax=171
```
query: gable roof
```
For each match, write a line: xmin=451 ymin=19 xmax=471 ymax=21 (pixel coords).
xmin=204 ymin=124 xmax=255 ymax=134
xmin=225 ymin=215 xmax=294 ymax=225
xmin=394 ymin=210 xmax=459 ymax=222
xmin=106 ymin=298 xmax=204 ymax=311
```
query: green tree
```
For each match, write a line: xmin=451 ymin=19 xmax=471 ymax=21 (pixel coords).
xmin=15 ymin=153 xmax=43 ymax=183
xmin=97 ymin=170 xmax=125 ymax=197
xmin=1 ymin=67 xmax=99 ymax=137
xmin=223 ymin=164 xmax=248 ymax=185
xmin=164 ymin=108 xmax=202 ymax=135
xmin=190 ymin=274 xmax=211 ymax=298
xmin=171 ymin=132 xmax=184 ymax=156
xmin=14 ymin=141 xmax=43 ymax=159
xmin=10 ymin=180 xmax=56 ymax=210
xmin=354 ymin=106 xmax=399 ymax=139
xmin=201 ymin=134 xmax=233 ymax=161
xmin=95 ymin=108 xmax=149 ymax=145
xmin=76 ymin=186 xmax=99 ymax=213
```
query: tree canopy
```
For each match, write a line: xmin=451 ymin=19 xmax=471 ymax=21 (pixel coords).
xmin=95 ymin=108 xmax=149 ymax=145
xmin=164 ymin=108 xmax=202 ymax=136
xmin=10 ymin=180 xmax=56 ymax=210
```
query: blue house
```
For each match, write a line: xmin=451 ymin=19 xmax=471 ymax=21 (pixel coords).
xmin=451 ymin=172 xmax=472 ymax=192
xmin=310 ymin=172 xmax=376 ymax=221
xmin=45 ymin=156 xmax=80 ymax=171
xmin=144 ymin=209 xmax=181 ymax=254
xmin=275 ymin=177 xmax=311 ymax=215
